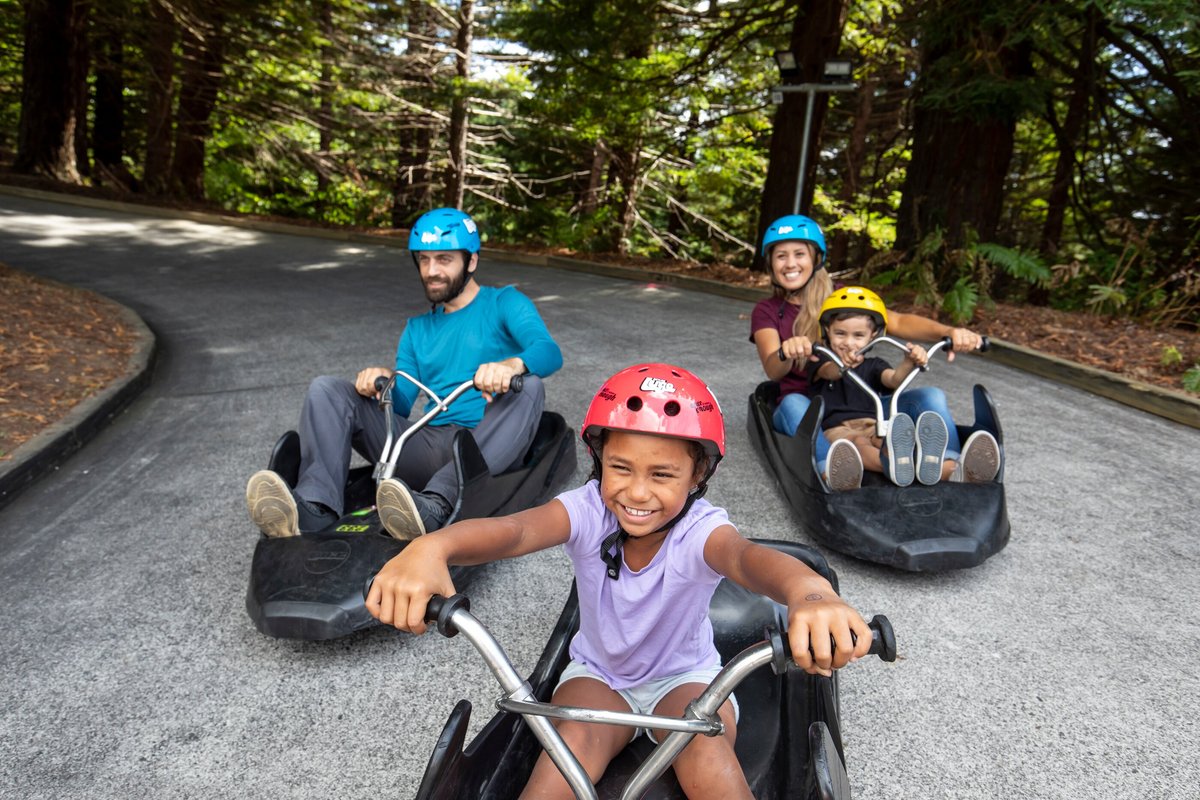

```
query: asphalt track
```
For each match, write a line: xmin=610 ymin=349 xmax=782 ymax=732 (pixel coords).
xmin=1 ymin=195 xmax=1197 ymax=799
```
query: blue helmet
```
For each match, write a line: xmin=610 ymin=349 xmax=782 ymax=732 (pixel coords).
xmin=761 ymin=215 xmax=826 ymax=260
xmin=409 ymin=208 xmax=481 ymax=254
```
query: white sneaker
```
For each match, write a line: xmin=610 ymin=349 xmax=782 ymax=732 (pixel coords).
xmin=952 ymin=431 xmax=1001 ymax=483
xmin=826 ymin=439 xmax=864 ymax=491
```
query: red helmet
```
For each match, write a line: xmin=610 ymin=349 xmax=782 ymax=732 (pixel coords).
xmin=582 ymin=364 xmax=725 ymax=476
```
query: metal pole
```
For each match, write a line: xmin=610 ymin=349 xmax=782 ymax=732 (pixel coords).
xmin=793 ymin=88 xmax=818 ymax=215
xmin=773 ymin=82 xmax=858 ymax=216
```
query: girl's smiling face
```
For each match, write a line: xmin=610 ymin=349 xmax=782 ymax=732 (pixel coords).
xmin=769 ymin=241 xmax=817 ymax=292
xmin=599 ymin=430 xmax=701 ymax=538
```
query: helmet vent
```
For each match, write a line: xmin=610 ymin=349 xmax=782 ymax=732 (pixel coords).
xmin=663 ymin=401 xmax=681 ymax=417
xmin=626 ymin=396 xmax=644 ymax=412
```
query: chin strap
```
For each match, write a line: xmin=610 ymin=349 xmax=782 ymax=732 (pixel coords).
xmin=599 ymin=481 xmax=711 ymax=581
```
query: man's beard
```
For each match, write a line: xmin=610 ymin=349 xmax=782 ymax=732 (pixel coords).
xmin=423 ymin=263 xmax=470 ymax=305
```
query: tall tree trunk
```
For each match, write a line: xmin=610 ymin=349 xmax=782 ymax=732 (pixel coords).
xmin=895 ymin=4 xmax=1035 ymax=254
xmin=608 ymin=137 xmax=642 ymax=255
xmin=753 ymin=0 xmax=848 ymax=271
xmin=828 ymin=76 xmax=876 ymax=270
xmin=392 ymin=1 xmax=438 ymax=227
xmin=443 ymin=0 xmax=474 ymax=209
xmin=315 ymin=0 xmax=334 ymax=215
xmin=15 ymin=0 xmax=88 ymax=182
xmin=169 ymin=6 xmax=227 ymax=200
xmin=578 ymin=139 xmax=609 ymax=215
xmin=142 ymin=0 xmax=176 ymax=194
xmin=93 ymin=7 xmax=127 ymax=184
xmin=1040 ymin=5 xmax=1098 ymax=258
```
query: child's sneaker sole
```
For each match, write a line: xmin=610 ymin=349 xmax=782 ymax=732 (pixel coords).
xmin=376 ymin=479 xmax=426 ymax=541
xmin=826 ymin=439 xmax=864 ymax=491
xmin=915 ymin=411 xmax=948 ymax=486
xmin=883 ymin=413 xmax=916 ymax=487
xmin=246 ymin=470 xmax=299 ymax=538
xmin=955 ymin=430 xmax=1001 ymax=483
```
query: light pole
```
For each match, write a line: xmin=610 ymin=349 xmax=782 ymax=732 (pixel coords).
xmin=771 ymin=55 xmax=857 ymax=215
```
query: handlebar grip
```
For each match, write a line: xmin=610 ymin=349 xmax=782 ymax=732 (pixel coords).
xmin=773 ymin=614 xmax=897 ymax=670
xmin=425 ymin=593 xmax=471 ymax=638
xmin=509 ymin=373 xmax=524 ymax=394
xmin=374 ymin=376 xmax=389 ymax=394
xmin=868 ymin=614 xmax=897 ymax=662
xmin=940 ymin=335 xmax=954 ymax=351
xmin=979 ymin=335 xmax=990 ymax=352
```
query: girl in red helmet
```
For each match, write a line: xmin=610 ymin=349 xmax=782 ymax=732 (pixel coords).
xmin=367 ymin=363 xmax=872 ymax=799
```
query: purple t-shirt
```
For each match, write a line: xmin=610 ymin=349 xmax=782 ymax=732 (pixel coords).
xmin=750 ymin=295 xmax=813 ymax=400
xmin=556 ymin=480 xmax=730 ymax=689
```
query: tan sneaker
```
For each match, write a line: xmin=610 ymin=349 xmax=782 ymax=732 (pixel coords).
xmin=246 ymin=470 xmax=299 ymax=537
xmin=376 ymin=478 xmax=453 ymax=541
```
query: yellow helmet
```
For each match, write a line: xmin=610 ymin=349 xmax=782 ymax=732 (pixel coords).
xmin=818 ymin=286 xmax=889 ymax=337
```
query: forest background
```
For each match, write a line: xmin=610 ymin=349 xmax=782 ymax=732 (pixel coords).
xmin=3 ymin=0 xmax=1199 ymax=394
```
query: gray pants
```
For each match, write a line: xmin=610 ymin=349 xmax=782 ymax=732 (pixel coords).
xmin=293 ymin=374 xmax=546 ymax=515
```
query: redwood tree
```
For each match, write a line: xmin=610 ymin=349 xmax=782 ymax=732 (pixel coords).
xmin=754 ymin=0 xmax=847 ymax=269
xmin=14 ymin=0 xmax=88 ymax=182
xmin=894 ymin=0 xmax=1040 ymax=254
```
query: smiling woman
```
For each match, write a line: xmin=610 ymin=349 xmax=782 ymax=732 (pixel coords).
xmin=0 ymin=263 xmax=138 ymax=460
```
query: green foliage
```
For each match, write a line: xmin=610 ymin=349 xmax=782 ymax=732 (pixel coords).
xmin=1183 ymin=366 xmax=1200 ymax=395
xmin=0 ymin=0 xmax=25 ymax=156
xmin=973 ymin=243 xmax=1051 ymax=287
xmin=942 ymin=277 xmax=980 ymax=325
xmin=1160 ymin=345 xmax=1182 ymax=368
xmin=1 ymin=0 xmax=1197 ymax=338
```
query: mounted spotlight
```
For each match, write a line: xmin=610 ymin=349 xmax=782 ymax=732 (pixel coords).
xmin=823 ymin=59 xmax=854 ymax=83
xmin=773 ymin=50 xmax=800 ymax=81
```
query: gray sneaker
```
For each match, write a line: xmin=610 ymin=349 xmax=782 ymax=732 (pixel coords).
xmin=915 ymin=411 xmax=948 ymax=485
xmin=882 ymin=413 xmax=916 ymax=487
xmin=825 ymin=439 xmax=863 ymax=491
xmin=246 ymin=470 xmax=299 ymax=538
xmin=953 ymin=430 xmax=1001 ymax=483
xmin=376 ymin=478 xmax=452 ymax=541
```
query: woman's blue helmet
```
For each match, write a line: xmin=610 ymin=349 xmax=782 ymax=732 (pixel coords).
xmin=409 ymin=208 xmax=481 ymax=254
xmin=761 ymin=214 xmax=827 ymax=260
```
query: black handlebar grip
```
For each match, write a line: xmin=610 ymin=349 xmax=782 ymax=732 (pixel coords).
xmin=774 ymin=614 xmax=897 ymax=666
xmin=374 ymin=376 xmax=389 ymax=394
xmin=424 ymin=593 xmax=471 ymax=638
xmin=868 ymin=615 xmax=897 ymax=662
xmin=509 ymin=373 xmax=524 ymax=394
xmin=940 ymin=335 xmax=954 ymax=351
xmin=979 ymin=335 xmax=990 ymax=352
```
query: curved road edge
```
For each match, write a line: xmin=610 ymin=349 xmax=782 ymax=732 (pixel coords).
xmin=0 ymin=291 xmax=157 ymax=512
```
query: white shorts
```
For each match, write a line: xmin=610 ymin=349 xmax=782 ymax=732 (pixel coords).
xmin=556 ymin=660 xmax=740 ymax=742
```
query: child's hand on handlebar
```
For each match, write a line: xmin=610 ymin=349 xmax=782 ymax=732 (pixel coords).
xmin=356 ymin=366 xmax=395 ymax=399
xmin=784 ymin=586 xmax=874 ymax=677
xmin=904 ymin=342 xmax=929 ymax=368
xmin=474 ymin=358 xmax=524 ymax=402
xmin=365 ymin=537 xmax=457 ymax=634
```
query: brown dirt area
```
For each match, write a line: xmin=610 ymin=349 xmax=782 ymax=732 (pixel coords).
xmin=0 ymin=263 xmax=138 ymax=461
xmin=2 ymin=183 xmax=1198 ymax=463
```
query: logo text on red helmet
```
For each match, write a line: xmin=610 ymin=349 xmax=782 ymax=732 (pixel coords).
xmin=639 ymin=377 xmax=675 ymax=393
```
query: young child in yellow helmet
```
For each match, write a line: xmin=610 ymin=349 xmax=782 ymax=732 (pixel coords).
xmin=808 ymin=287 xmax=1000 ymax=490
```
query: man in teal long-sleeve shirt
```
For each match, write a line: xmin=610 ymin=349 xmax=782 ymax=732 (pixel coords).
xmin=246 ymin=208 xmax=562 ymax=540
